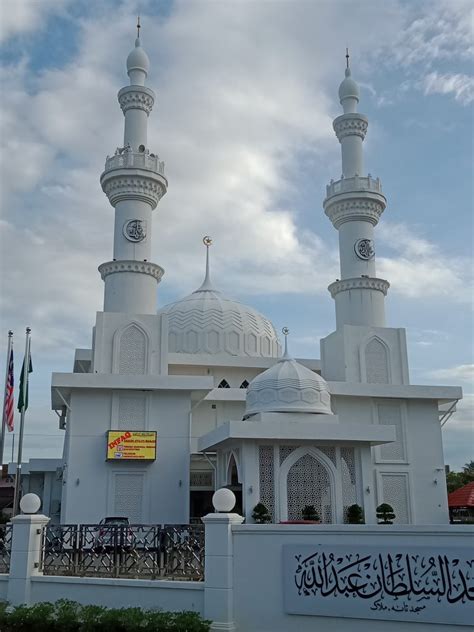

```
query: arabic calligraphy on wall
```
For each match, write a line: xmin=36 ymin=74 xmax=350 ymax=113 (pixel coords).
xmin=283 ymin=545 xmax=473 ymax=626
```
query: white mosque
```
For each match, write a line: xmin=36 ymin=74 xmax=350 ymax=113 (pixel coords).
xmin=43 ymin=33 xmax=461 ymax=527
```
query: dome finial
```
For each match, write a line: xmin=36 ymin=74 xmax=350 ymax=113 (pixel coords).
xmin=137 ymin=15 xmax=141 ymax=40
xmin=197 ymin=236 xmax=214 ymax=291
xmin=281 ymin=327 xmax=291 ymax=359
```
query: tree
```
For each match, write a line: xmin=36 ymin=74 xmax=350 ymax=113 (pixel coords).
xmin=446 ymin=462 xmax=474 ymax=494
xmin=302 ymin=505 xmax=320 ymax=521
xmin=376 ymin=503 xmax=395 ymax=525
xmin=346 ymin=504 xmax=365 ymax=524
xmin=252 ymin=502 xmax=271 ymax=524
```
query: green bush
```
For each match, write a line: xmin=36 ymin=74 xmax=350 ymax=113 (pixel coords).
xmin=346 ymin=504 xmax=365 ymax=524
xmin=0 ymin=599 xmax=211 ymax=632
xmin=376 ymin=503 xmax=396 ymax=525
xmin=301 ymin=505 xmax=319 ymax=521
xmin=252 ymin=502 xmax=271 ymax=524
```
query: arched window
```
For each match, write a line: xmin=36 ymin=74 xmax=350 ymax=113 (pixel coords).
xmin=118 ymin=324 xmax=147 ymax=375
xmin=240 ymin=379 xmax=249 ymax=389
xmin=365 ymin=337 xmax=389 ymax=384
xmin=218 ymin=379 xmax=230 ymax=389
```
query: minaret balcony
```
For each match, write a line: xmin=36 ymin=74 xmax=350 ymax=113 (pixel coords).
xmin=104 ymin=149 xmax=165 ymax=176
xmin=101 ymin=148 xmax=167 ymax=209
xmin=326 ymin=174 xmax=382 ymax=198
xmin=324 ymin=175 xmax=387 ymax=228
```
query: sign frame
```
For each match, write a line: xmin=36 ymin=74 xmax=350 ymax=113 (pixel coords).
xmin=106 ymin=430 xmax=157 ymax=462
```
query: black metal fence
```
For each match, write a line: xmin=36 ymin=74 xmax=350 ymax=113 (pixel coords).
xmin=40 ymin=524 xmax=205 ymax=581
xmin=0 ymin=524 xmax=12 ymax=574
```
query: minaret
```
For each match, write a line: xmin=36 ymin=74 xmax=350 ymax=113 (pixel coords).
xmin=324 ymin=52 xmax=389 ymax=329
xmin=98 ymin=20 xmax=168 ymax=314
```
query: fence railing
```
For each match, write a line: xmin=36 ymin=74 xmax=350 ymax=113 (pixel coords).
xmin=0 ymin=524 xmax=12 ymax=574
xmin=40 ymin=524 xmax=204 ymax=581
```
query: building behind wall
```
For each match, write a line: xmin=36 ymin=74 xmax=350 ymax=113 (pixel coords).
xmin=42 ymin=32 xmax=461 ymax=526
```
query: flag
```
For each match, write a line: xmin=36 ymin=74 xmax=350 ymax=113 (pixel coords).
xmin=17 ymin=354 xmax=32 ymax=412
xmin=3 ymin=348 xmax=14 ymax=432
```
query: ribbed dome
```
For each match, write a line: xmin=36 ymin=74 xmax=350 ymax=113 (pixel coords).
xmin=244 ymin=356 xmax=332 ymax=418
xmin=160 ymin=288 xmax=280 ymax=358
xmin=339 ymin=67 xmax=359 ymax=103
xmin=159 ymin=241 xmax=280 ymax=358
xmin=127 ymin=38 xmax=150 ymax=76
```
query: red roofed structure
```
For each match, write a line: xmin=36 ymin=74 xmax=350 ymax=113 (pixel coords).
xmin=448 ymin=481 xmax=474 ymax=508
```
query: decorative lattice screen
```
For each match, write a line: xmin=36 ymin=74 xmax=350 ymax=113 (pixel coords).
xmin=119 ymin=325 xmax=146 ymax=375
xmin=365 ymin=338 xmax=389 ymax=383
xmin=259 ymin=445 xmax=274 ymax=521
xmin=287 ymin=454 xmax=332 ymax=523
xmin=381 ymin=473 xmax=409 ymax=524
xmin=113 ymin=473 xmax=144 ymax=522
xmin=378 ymin=403 xmax=405 ymax=461
xmin=118 ymin=393 xmax=146 ymax=430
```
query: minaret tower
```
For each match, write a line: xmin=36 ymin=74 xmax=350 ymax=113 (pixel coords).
xmin=320 ymin=53 xmax=409 ymax=386
xmin=99 ymin=19 xmax=168 ymax=314
xmin=324 ymin=51 xmax=389 ymax=329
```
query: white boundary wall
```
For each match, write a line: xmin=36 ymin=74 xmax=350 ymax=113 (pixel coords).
xmin=231 ymin=524 xmax=473 ymax=632
xmin=1 ymin=512 xmax=473 ymax=632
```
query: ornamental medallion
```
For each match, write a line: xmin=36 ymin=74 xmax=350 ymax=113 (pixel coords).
xmin=123 ymin=219 xmax=147 ymax=243
xmin=354 ymin=238 xmax=374 ymax=260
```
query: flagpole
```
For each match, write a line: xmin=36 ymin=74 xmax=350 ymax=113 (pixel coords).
xmin=12 ymin=327 xmax=31 ymax=517
xmin=0 ymin=330 xmax=13 ymax=468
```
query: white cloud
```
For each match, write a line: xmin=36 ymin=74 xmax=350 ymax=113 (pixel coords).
xmin=377 ymin=223 xmax=472 ymax=303
xmin=422 ymin=71 xmax=474 ymax=105
xmin=427 ymin=365 xmax=474 ymax=384
xmin=0 ymin=0 xmax=71 ymax=44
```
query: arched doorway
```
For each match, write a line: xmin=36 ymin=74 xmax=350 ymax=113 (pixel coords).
xmin=280 ymin=449 xmax=334 ymax=523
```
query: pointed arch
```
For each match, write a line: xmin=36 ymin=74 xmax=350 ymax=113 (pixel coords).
xmin=278 ymin=447 xmax=339 ymax=523
xmin=226 ymin=451 xmax=241 ymax=485
xmin=240 ymin=379 xmax=250 ymax=389
xmin=218 ymin=379 xmax=230 ymax=389
xmin=112 ymin=321 xmax=150 ymax=375
xmin=360 ymin=335 xmax=391 ymax=384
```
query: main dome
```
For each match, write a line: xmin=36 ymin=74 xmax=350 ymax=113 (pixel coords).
xmin=244 ymin=353 xmax=332 ymax=418
xmin=159 ymin=240 xmax=280 ymax=358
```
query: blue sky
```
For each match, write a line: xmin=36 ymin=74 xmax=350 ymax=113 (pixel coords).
xmin=0 ymin=0 xmax=472 ymax=469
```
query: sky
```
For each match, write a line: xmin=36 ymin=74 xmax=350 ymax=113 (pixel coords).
xmin=0 ymin=0 xmax=472 ymax=470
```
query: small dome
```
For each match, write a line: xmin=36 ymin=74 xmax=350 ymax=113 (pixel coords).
xmin=127 ymin=38 xmax=150 ymax=76
xmin=338 ymin=67 xmax=359 ymax=103
xmin=244 ymin=356 xmax=332 ymax=418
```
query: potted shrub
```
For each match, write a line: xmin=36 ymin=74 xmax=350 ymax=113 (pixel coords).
xmin=346 ymin=503 xmax=365 ymax=524
xmin=301 ymin=505 xmax=320 ymax=522
xmin=376 ymin=503 xmax=396 ymax=524
xmin=252 ymin=502 xmax=271 ymax=524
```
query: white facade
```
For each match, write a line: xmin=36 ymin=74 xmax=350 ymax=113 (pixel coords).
xmin=49 ymin=39 xmax=461 ymax=527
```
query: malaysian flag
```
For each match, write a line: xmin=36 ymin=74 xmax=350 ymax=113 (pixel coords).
xmin=3 ymin=347 xmax=14 ymax=432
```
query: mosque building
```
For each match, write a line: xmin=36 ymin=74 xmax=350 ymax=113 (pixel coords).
xmin=48 ymin=33 xmax=461 ymax=526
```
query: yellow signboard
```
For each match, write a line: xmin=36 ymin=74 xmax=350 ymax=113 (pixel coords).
xmin=106 ymin=430 xmax=157 ymax=461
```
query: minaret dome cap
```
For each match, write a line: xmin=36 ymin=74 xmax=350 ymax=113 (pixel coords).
xmin=338 ymin=67 xmax=360 ymax=103
xmin=127 ymin=38 xmax=150 ymax=77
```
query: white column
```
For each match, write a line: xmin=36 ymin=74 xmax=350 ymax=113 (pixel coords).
xmin=360 ymin=445 xmax=376 ymax=524
xmin=7 ymin=513 xmax=50 ymax=606
xmin=202 ymin=489 xmax=244 ymax=632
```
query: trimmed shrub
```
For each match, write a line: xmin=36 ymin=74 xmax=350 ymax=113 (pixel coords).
xmin=346 ymin=504 xmax=365 ymax=524
xmin=0 ymin=599 xmax=211 ymax=632
xmin=252 ymin=502 xmax=271 ymax=524
xmin=301 ymin=505 xmax=319 ymax=521
xmin=376 ymin=503 xmax=396 ymax=525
